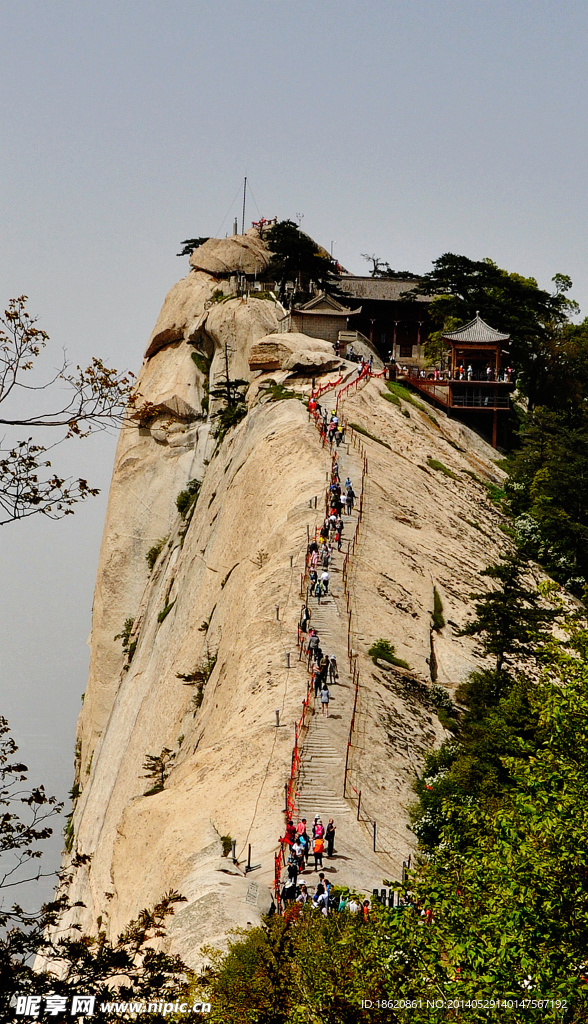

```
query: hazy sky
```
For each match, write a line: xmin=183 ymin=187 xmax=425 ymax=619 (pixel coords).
xmin=1 ymin=0 xmax=587 ymax=901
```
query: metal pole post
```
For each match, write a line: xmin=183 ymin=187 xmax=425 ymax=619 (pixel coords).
xmin=357 ymin=790 xmax=362 ymax=820
xmin=275 ymin=709 xmax=280 ymax=728
xmin=231 ymin=839 xmax=237 ymax=862
xmin=286 ymin=652 xmax=290 ymax=668
xmin=373 ymin=821 xmax=376 ymax=852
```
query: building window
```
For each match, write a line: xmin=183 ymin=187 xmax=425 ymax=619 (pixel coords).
xmin=399 ymin=344 xmax=413 ymax=358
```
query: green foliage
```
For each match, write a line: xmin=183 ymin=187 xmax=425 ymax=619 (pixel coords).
xmin=459 ymin=553 xmax=557 ymax=673
xmin=212 ymin=402 xmax=247 ymax=442
xmin=432 ymin=587 xmax=445 ymax=631
xmin=485 ymin=481 xmax=506 ymax=505
xmin=157 ymin=600 xmax=175 ymax=624
xmin=386 ymin=380 xmax=426 ymax=410
xmin=146 ymin=536 xmax=167 ymax=572
xmin=142 ymin=747 xmax=176 ymax=795
xmin=201 ymin=909 xmax=384 ymax=1023
xmin=191 ymin=350 xmax=212 ymax=378
xmin=114 ymin=617 xmax=135 ymax=661
xmin=176 ymin=478 xmax=201 ymax=518
xmin=178 ymin=649 xmax=218 ymax=714
xmin=427 ymin=457 xmax=457 ymax=479
xmin=265 ymin=219 xmax=338 ymax=303
xmin=381 ymin=388 xmax=400 ymax=406
xmin=368 ymin=638 xmax=410 ymax=670
xmin=507 ymin=406 xmax=588 ymax=592
xmin=220 ymin=835 xmax=233 ymax=857
xmin=177 ymin=235 xmax=209 ymax=256
xmin=63 ymin=816 xmax=74 ymax=853
xmin=349 ymin=422 xmax=392 ymax=449
xmin=258 ymin=381 xmax=297 ymax=402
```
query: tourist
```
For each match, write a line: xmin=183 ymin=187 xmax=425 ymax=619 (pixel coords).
xmin=296 ymin=884 xmax=309 ymax=905
xmin=320 ymin=683 xmax=331 ymax=717
xmin=345 ymin=477 xmax=352 ymax=490
xmin=326 ymin=818 xmax=336 ymax=857
xmin=321 ymin=569 xmax=330 ymax=595
xmin=347 ymin=898 xmax=360 ymax=914
xmin=281 ymin=881 xmax=296 ymax=908
xmin=467 ymin=364 xmax=473 ymax=381
xmin=315 ymin=579 xmax=323 ymax=604
xmin=284 ymin=819 xmax=296 ymax=846
xmin=313 ymin=832 xmax=324 ymax=871
xmin=315 ymin=657 xmax=328 ymax=698
xmin=328 ymin=654 xmax=338 ymax=684
xmin=346 ymin=487 xmax=355 ymax=514
xmin=361 ymin=899 xmax=370 ymax=922
xmin=300 ymin=606 xmax=310 ymax=633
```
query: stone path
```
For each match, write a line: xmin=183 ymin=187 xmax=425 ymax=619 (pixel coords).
xmin=293 ymin=439 xmax=397 ymax=894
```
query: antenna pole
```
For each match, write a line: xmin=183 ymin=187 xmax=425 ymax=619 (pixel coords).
xmin=241 ymin=176 xmax=247 ymax=234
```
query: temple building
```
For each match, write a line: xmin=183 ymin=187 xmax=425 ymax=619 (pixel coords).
xmin=278 ymin=292 xmax=362 ymax=347
xmin=336 ymin=275 xmax=432 ymax=367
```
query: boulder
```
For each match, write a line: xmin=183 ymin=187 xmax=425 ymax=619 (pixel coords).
xmin=249 ymin=332 xmax=342 ymax=373
xmin=189 ymin=228 xmax=270 ymax=277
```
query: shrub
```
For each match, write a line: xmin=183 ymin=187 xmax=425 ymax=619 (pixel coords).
xmin=114 ymin=617 xmax=135 ymax=659
xmin=157 ymin=601 xmax=175 ymax=624
xmin=349 ymin=423 xmax=392 ymax=450
xmin=176 ymin=479 xmax=201 ymax=518
xmin=381 ymin=389 xmax=400 ymax=407
xmin=212 ymin=402 xmax=248 ymax=442
xmin=386 ymin=381 xmax=426 ymax=411
xmin=191 ymin=351 xmax=212 ymax=377
xmin=432 ymin=587 xmax=445 ymax=631
xmin=177 ymin=649 xmax=218 ymax=714
xmin=368 ymin=638 xmax=410 ymax=670
xmin=485 ymin=481 xmax=506 ymax=505
xmin=220 ymin=835 xmax=233 ymax=857
xmin=258 ymin=382 xmax=296 ymax=402
xmin=427 ymin=457 xmax=457 ymax=479
xmin=64 ymin=815 xmax=74 ymax=853
xmin=142 ymin=748 xmax=176 ymax=795
xmin=146 ymin=536 xmax=167 ymax=572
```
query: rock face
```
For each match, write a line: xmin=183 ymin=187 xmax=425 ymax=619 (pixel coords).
xmin=61 ymin=247 xmax=510 ymax=965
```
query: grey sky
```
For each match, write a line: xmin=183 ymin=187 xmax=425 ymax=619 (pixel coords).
xmin=1 ymin=0 xmax=587 ymax=901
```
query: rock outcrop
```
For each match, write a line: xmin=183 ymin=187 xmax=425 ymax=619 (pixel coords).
xmin=60 ymin=237 xmax=510 ymax=965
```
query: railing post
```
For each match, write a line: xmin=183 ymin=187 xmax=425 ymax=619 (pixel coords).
xmin=357 ymin=789 xmax=362 ymax=820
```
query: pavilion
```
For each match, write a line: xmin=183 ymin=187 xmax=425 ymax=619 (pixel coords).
xmin=405 ymin=314 xmax=514 ymax=448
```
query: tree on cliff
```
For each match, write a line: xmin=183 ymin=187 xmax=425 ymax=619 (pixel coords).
xmin=0 ymin=297 xmax=135 ymax=525
xmin=264 ymin=220 xmax=338 ymax=304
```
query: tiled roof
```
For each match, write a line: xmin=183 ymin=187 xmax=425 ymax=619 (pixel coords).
xmin=442 ymin=314 xmax=510 ymax=344
xmin=337 ymin=276 xmax=430 ymax=303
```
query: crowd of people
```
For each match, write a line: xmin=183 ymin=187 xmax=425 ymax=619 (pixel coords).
xmin=275 ymin=395 xmax=373 ymax=918
xmin=279 ymin=816 xmax=370 ymax=920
